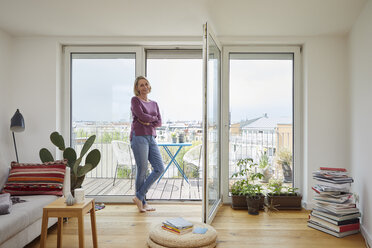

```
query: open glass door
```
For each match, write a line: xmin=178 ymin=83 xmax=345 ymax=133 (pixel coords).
xmin=202 ymin=23 xmax=222 ymax=224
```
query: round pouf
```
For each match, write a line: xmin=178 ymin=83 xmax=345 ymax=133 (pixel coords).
xmin=148 ymin=222 xmax=217 ymax=248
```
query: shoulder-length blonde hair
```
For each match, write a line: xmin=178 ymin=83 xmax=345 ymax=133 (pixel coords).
xmin=133 ymin=76 xmax=151 ymax=96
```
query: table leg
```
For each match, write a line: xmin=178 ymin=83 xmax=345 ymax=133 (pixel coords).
xmin=164 ymin=146 xmax=190 ymax=184
xmin=157 ymin=158 xmax=173 ymax=183
xmin=90 ymin=200 xmax=98 ymax=248
xmin=57 ymin=217 xmax=63 ymax=248
xmin=78 ymin=213 xmax=85 ymax=248
xmin=40 ymin=209 xmax=48 ymax=248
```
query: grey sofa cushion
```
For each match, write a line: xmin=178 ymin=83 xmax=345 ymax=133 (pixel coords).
xmin=0 ymin=193 xmax=12 ymax=215
xmin=0 ymin=195 xmax=57 ymax=244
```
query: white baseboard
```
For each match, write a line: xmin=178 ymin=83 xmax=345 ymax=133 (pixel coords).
xmin=302 ymin=200 xmax=314 ymax=210
xmin=361 ymin=225 xmax=371 ymax=248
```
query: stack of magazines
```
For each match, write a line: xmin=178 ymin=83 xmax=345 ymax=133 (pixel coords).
xmin=308 ymin=167 xmax=360 ymax=237
xmin=162 ymin=217 xmax=194 ymax=235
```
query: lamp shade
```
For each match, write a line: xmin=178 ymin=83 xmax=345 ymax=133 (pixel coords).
xmin=10 ymin=109 xmax=25 ymax=132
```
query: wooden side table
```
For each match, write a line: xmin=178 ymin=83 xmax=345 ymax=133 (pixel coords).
xmin=40 ymin=197 xmax=98 ymax=248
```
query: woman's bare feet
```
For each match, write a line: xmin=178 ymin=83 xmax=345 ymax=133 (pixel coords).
xmin=143 ymin=204 xmax=156 ymax=211
xmin=132 ymin=197 xmax=146 ymax=212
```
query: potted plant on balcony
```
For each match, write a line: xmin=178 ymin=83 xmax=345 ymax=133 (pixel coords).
xmin=276 ymin=148 xmax=293 ymax=183
xmin=171 ymin=132 xmax=177 ymax=143
xmin=39 ymin=131 xmax=101 ymax=193
xmin=231 ymin=158 xmax=264 ymax=210
xmin=258 ymin=149 xmax=273 ymax=183
xmin=266 ymin=179 xmax=302 ymax=209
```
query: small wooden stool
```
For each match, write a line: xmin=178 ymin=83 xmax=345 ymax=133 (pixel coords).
xmin=40 ymin=197 xmax=98 ymax=248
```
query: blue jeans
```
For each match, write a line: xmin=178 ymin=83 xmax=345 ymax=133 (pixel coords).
xmin=131 ymin=132 xmax=164 ymax=205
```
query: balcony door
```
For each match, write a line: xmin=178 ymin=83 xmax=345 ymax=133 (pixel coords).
xmin=64 ymin=46 xmax=142 ymax=202
xmin=202 ymin=23 xmax=222 ymax=224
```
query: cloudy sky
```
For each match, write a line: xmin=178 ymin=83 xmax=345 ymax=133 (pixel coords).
xmin=72 ymin=56 xmax=292 ymax=124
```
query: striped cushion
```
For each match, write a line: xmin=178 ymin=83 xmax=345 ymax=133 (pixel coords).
xmin=3 ymin=160 xmax=67 ymax=196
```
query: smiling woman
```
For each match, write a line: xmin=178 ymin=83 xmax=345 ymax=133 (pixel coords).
xmin=130 ymin=76 xmax=164 ymax=213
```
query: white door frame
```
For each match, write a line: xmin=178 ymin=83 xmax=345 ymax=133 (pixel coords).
xmin=62 ymin=46 xmax=143 ymax=203
xmin=221 ymin=46 xmax=302 ymax=203
xmin=202 ymin=23 xmax=223 ymax=224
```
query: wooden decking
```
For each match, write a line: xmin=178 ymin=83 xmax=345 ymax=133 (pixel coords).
xmin=82 ymin=178 xmax=202 ymax=200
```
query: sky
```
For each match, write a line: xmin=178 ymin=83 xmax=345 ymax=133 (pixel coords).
xmin=72 ymin=56 xmax=292 ymax=124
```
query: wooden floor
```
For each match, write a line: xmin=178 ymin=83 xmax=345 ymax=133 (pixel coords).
xmin=82 ymin=178 xmax=202 ymax=200
xmin=26 ymin=204 xmax=366 ymax=248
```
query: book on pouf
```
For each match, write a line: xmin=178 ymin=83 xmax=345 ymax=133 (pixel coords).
xmin=161 ymin=217 xmax=194 ymax=235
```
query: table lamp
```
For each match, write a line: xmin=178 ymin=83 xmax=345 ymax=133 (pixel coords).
xmin=10 ymin=109 xmax=25 ymax=163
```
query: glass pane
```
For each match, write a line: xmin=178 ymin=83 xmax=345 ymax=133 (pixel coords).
xmin=71 ymin=53 xmax=136 ymax=196
xmin=146 ymin=50 xmax=203 ymax=201
xmin=207 ymin=34 xmax=220 ymax=218
xmin=228 ymin=53 xmax=294 ymax=195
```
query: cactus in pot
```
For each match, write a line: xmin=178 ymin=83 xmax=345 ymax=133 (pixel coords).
xmin=39 ymin=131 xmax=101 ymax=193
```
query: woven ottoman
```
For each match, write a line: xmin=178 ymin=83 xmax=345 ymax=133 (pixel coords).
xmin=147 ymin=222 xmax=217 ymax=248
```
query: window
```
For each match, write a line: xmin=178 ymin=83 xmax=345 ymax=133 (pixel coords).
xmin=228 ymin=52 xmax=295 ymax=193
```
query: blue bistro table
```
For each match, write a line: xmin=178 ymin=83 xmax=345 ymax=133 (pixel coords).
xmin=157 ymin=143 xmax=192 ymax=184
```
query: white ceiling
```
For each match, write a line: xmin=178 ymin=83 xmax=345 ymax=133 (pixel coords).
xmin=0 ymin=0 xmax=367 ymax=37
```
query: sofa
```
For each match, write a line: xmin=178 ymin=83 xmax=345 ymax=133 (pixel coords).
xmin=0 ymin=165 xmax=70 ymax=248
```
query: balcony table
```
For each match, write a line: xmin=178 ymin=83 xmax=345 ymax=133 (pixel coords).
xmin=157 ymin=142 xmax=192 ymax=185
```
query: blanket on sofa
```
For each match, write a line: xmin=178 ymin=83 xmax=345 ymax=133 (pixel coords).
xmin=0 ymin=193 xmax=12 ymax=215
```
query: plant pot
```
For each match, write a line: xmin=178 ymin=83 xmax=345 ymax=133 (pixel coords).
xmin=231 ymin=193 xmax=265 ymax=210
xmin=266 ymin=193 xmax=302 ymax=210
xmin=231 ymin=195 xmax=247 ymax=210
xmin=246 ymin=195 xmax=261 ymax=215
xmin=281 ymin=162 xmax=293 ymax=183
xmin=260 ymin=167 xmax=273 ymax=183
xmin=172 ymin=137 xmax=177 ymax=143
xmin=178 ymin=134 xmax=184 ymax=143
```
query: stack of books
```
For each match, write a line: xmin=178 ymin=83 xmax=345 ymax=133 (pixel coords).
xmin=162 ymin=217 xmax=194 ymax=235
xmin=308 ymin=167 xmax=361 ymax=238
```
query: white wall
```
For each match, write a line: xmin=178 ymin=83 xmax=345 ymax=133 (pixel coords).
xmin=9 ymin=38 xmax=60 ymax=162
xmin=7 ymin=36 xmax=350 ymax=209
xmin=302 ymin=36 xmax=350 ymax=207
xmin=349 ymin=0 xmax=372 ymax=244
xmin=0 ymin=29 xmax=13 ymax=168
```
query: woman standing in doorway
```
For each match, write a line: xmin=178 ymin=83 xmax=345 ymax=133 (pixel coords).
xmin=130 ymin=76 xmax=164 ymax=212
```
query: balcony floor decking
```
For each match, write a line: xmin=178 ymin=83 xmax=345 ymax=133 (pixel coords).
xmin=82 ymin=178 xmax=202 ymax=201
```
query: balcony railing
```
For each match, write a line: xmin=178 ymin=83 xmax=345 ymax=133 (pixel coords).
xmin=73 ymin=125 xmax=293 ymax=184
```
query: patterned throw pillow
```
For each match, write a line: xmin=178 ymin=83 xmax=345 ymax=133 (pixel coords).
xmin=3 ymin=160 xmax=67 ymax=196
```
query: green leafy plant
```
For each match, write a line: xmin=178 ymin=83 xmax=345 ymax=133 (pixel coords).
xmin=258 ymin=150 xmax=269 ymax=169
xmin=39 ymin=131 xmax=101 ymax=192
xmin=276 ymin=148 xmax=292 ymax=166
xmin=231 ymin=158 xmax=264 ymax=196
xmin=267 ymin=179 xmax=284 ymax=195
xmin=231 ymin=179 xmax=246 ymax=196
xmin=286 ymin=187 xmax=299 ymax=196
xmin=243 ymin=184 xmax=264 ymax=197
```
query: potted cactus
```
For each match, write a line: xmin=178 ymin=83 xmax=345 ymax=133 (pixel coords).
xmin=39 ymin=131 xmax=101 ymax=193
